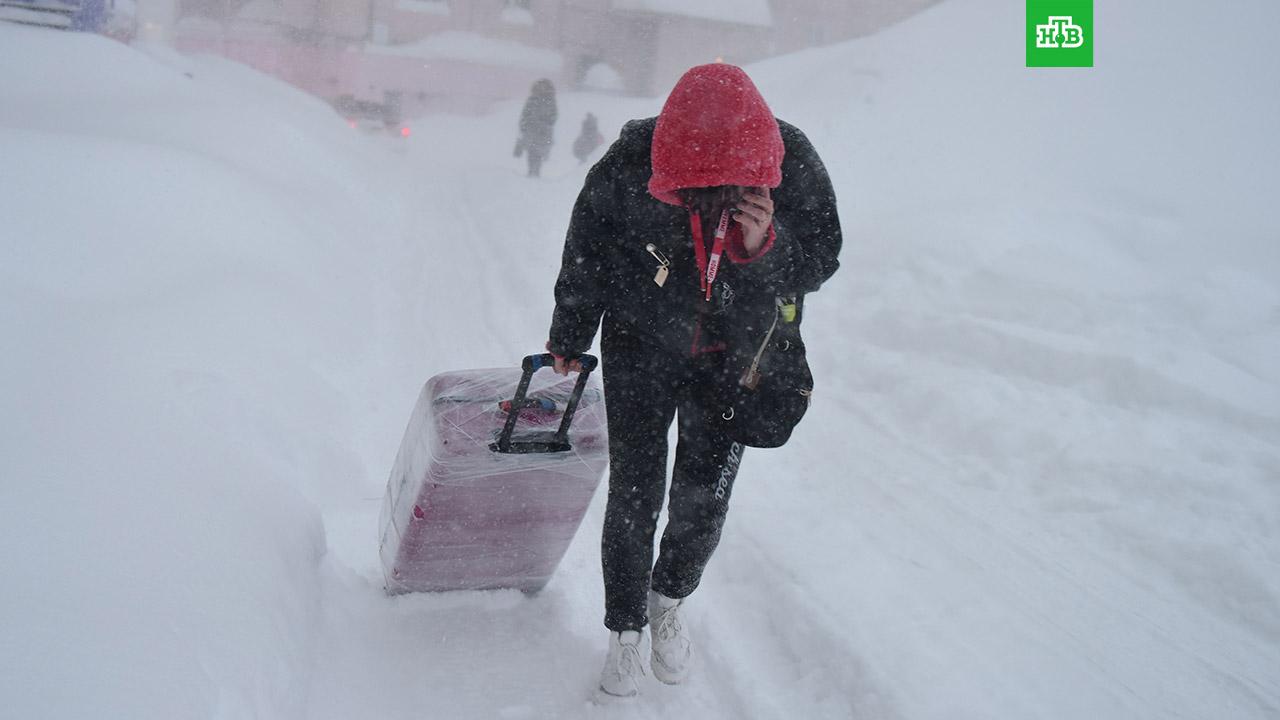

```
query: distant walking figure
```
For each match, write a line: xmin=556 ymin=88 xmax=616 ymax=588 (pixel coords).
xmin=515 ymin=79 xmax=558 ymax=177
xmin=572 ymin=112 xmax=605 ymax=164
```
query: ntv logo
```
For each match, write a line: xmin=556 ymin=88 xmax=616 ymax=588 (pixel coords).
xmin=1036 ymin=16 xmax=1084 ymax=49
xmin=1027 ymin=0 xmax=1093 ymax=67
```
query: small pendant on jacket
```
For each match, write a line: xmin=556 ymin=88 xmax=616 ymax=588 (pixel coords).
xmin=646 ymin=243 xmax=671 ymax=287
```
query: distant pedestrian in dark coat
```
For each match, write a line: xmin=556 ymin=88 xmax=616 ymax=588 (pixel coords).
xmin=572 ymin=112 xmax=605 ymax=164
xmin=515 ymin=79 xmax=558 ymax=177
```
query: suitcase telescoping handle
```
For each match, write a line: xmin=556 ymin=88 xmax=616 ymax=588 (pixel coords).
xmin=491 ymin=353 xmax=599 ymax=454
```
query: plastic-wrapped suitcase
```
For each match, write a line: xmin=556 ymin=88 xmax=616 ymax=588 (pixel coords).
xmin=379 ymin=354 xmax=608 ymax=594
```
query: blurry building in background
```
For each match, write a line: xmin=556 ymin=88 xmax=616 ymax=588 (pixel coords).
xmin=168 ymin=0 xmax=941 ymax=116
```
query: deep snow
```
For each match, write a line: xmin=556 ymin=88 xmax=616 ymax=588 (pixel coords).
xmin=1 ymin=0 xmax=1278 ymax=718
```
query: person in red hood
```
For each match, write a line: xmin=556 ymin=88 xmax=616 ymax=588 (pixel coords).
xmin=545 ymin=63 xmax=842 ymax=700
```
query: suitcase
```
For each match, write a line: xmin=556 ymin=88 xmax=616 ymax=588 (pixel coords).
xmin=379 ymin=354 xmax=608 ymax=594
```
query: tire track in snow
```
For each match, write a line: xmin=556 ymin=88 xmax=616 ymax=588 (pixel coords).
xmin=700 ymin=530 xmax=905 ymax=719
xmin=434 ymin=167 xmax=573 ymax=360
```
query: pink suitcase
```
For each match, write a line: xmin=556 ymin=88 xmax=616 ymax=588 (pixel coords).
xmin=379 ymin=354 xmax=608 ymax=594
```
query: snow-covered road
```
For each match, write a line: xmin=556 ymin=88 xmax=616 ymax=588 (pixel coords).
xmin=2 ymin=0 xmax=1278 ymax=718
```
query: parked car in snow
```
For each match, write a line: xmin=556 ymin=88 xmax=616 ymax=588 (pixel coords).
xmin=1 ymin=0 xmax=100 ymax=30
xmin=332 ymin=94 xmax=411 ymax=140
xmin=0 ymin=0 xmax=133 ymax=38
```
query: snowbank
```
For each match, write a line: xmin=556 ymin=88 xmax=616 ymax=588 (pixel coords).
xmin=0 ymin=25 xmax=408 ymax=719
xmin=735 ymin=1 xmax=1280 ymax=716
xmin=2 ymin=0 xmax=1278 ymax=717
xmin=612 ymin=0 xmax=772 ymax=28
xmin=367 ymin=30 xmax=563 ymax=74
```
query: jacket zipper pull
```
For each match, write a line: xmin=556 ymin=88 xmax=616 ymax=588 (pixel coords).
xmin=741 ymin=302 xmax=782 ymax=390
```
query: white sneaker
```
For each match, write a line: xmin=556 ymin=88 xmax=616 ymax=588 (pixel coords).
xmin=648 ymin=590 xmax=692 ymax=684
xmin=596 ymin=630 xmax=645 ymax=699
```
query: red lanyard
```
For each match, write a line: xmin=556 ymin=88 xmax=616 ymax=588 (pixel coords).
xmin=689 ymin=209 xmax=730 ymax=302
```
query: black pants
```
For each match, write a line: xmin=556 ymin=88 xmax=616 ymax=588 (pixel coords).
xmin=526 ymin=146 xmax=547 ymax=177
xmin=600 ymin=327 xmax=744 ymax=631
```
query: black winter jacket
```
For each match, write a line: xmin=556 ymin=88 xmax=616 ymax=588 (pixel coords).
xmin=548 ymin=117 xmax=841 ymax=360
xmin=519 ymin=94 xmax=557 ymax=148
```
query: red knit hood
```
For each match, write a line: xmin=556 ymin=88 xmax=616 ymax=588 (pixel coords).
xmin=648 ymin=64 xmax=784 ymax=207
